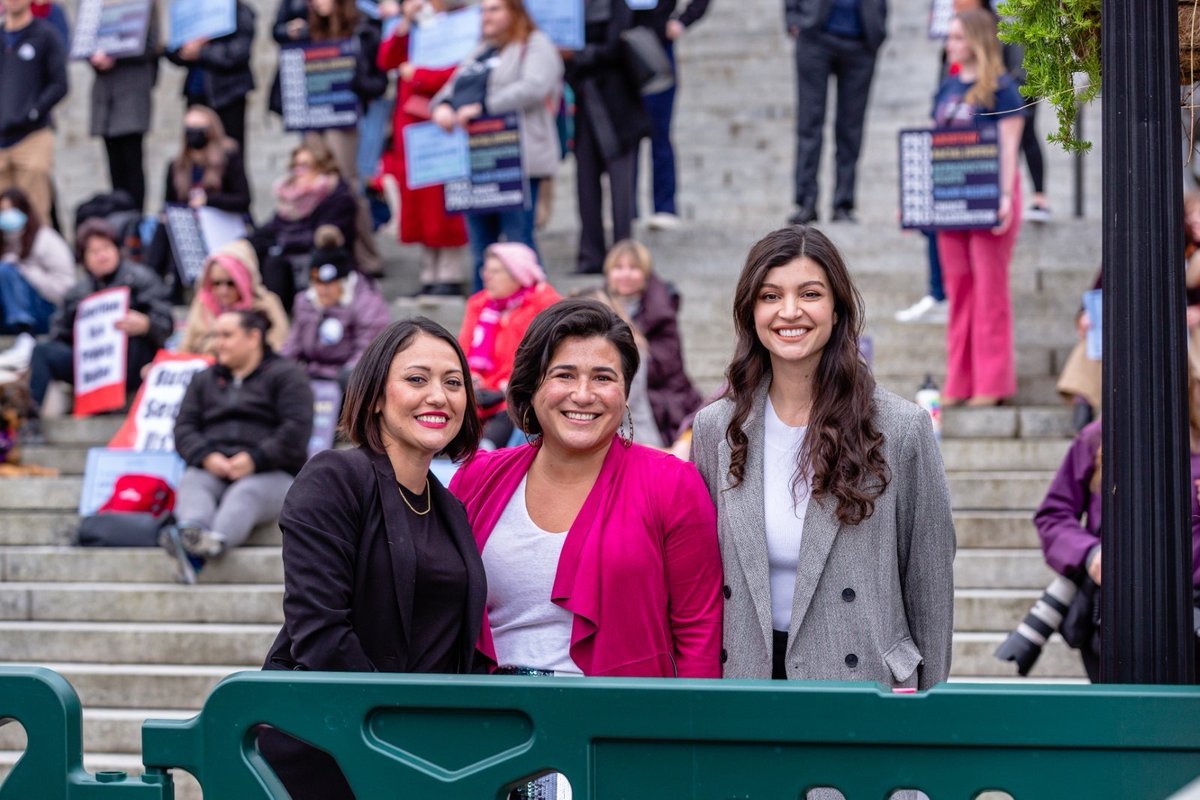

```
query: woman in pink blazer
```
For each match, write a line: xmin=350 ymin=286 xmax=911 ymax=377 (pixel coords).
xmin=450 ymin=298 xmax=722 ymax=680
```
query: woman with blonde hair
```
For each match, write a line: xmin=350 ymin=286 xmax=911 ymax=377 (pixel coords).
xmin=934 ymin=9 xmax=1025 ymax=406
xmin=603 ymin=239 xmax=702 ymax=444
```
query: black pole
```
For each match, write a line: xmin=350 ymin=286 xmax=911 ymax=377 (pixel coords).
xmin=1101 ymin=0 xmax=1195 ymax=683
xmin=1074 ymin=105 xmax=1084 ymax=219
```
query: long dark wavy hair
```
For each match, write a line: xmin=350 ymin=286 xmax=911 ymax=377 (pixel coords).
xmin=725 ymin=226 xmax=889 ymax=525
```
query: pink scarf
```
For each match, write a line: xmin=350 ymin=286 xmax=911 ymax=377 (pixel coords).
xmin=467 ymin=287 xmax=531 ymax=373
xmin=273 ymin=173 xmax=337 ymax=221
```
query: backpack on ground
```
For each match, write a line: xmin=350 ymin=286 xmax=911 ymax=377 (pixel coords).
xmin=75 ymin=474 xmax=176 ymax=547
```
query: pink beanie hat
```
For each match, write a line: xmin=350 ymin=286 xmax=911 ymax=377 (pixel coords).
xmin=487 ymin=242 xmax=545 ymax=288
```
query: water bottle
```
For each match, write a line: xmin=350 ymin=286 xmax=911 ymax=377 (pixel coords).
xmin=916 ymin=373 xmax=942 ymax=440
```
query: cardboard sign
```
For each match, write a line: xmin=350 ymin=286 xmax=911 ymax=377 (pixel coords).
xmin=928 ymin=0 xmax=954 ymax=39
xmin=164 ymin=205 xmax=246 ymax=288
xmin=280 ymin=39 xmax=361 ymax=132
xmin=308 ymin=379 xmax=343 ymax=458
xmin=403 ymin=122 xmax=470 ymax=189
xmin=526 ymin=0 xmax=584 ymax=50
xmin=444 ymin=113 xmax=528 ymax=215
xmin=167 ymin=0 xmax=235 ymax=50
xmin=409 ymin=6 xmax=482 ymax=68
xmin=898 ymin=125 xmax=1001 ymax=230
xmin=73 ymin=287 xmax=130 ymax=418
xmin=109 ymin=350 xmax=212 ymax=451
xmin=71 ymin=0 xmax=152 ymax=59
xmin=78 ymin=448 xmax=185 ymax=516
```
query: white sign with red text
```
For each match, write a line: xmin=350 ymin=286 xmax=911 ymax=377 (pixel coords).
xmin=73 ymin=287 xmax=130 ymax=417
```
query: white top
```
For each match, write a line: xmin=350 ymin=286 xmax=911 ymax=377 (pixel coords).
xmin=763 ymin=396 xmax=810 ymax=633
xmin=482 ymin=476 xmax=583 ymax=675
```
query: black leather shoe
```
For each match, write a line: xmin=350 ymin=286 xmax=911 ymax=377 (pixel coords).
xmin=831 ymin=207 xmax=858 ymax=223
xmin=427 ymin=282 xmax=465 ymax=296
xmin=787 ymin=205 xmax=817 ymax=225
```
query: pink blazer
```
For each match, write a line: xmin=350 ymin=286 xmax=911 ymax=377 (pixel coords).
xmin=449 ymin=438 xmax=723 ymax=678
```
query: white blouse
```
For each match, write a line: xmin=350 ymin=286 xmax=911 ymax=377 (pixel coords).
xmin=763 ymin=397 xmax=810 ymax=633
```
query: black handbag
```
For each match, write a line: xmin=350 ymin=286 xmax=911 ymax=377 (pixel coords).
xmin=619 ymin=26 xmax=675 ymax=95
xmin=75 ymin=511 xmax=173 ymax=547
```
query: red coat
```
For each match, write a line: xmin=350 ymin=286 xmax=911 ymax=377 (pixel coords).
xmin=449 ymin=439 xmax=723 ymax=677
xmin=458 ymin=282 xmax=562 ymax=392
xmin=377 ymin=32 xmax=467 ymax=248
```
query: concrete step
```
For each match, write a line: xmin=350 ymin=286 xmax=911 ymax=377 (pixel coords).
xmin=0 ymin=621 xmax=277 ymax=665
xmin=955 ymin=549 xmax=1056 ymax=590
xmin=946 ymin=472 xmax=1054 ymax=511
xmin=0 ymin=752 xmax=201 ymax=800
xmin=951 ymin=632 xmax=1087 ymax=679
xmin=954 ymin=511 xmax=1039 ymax=549
xmin=875 ymin=374 xmax=1065 ymax=407
xmin=0 ymin=477 xmax=83 ymax=510
xmin=941 ymin=407 xmax=1075 ymax=439
xmin=955 ymin=589 xmax=1047 ymax=632
xmin=939 ymin=439 xmax=1071 ymax=473
xmin=0 ymin=516 xmax=280 ymax=547
xmin=16 ymin=445 xmax=94 ymax=475
xmin=11 ymin=662 xmax=237 ymax=711
xmin=39 ymin=417 xmax=123 ymax=446
xmin=0 ymin=707 xmax=192 ymax=755
xmin=1 ymin=547 xmax=283 ymax=584
xmin=0 ymin=583 xmax=283 ymax=624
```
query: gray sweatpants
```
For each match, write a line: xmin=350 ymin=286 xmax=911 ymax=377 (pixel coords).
xmin=174 ymin=467 xmax=294 ymax=550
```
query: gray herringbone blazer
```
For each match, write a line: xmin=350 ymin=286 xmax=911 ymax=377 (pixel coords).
xmin=692 ymin=383 xmax=955 ymax=689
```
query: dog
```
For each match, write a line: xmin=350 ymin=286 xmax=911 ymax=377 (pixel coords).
xmin=0 ymin=381 xmax=58 ymax=478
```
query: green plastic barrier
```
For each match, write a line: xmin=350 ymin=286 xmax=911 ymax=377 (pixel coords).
xmin=0 ymin=666 xmax=170 ymax=799
xmin=139 ymin=671 xmax=1200 ymax=799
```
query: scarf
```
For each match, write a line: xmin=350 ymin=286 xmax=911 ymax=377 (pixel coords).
xmin=467 ymin=287 xmax=531 ymax=373
xmin=273 ymin=173 xmax=337 ymax=222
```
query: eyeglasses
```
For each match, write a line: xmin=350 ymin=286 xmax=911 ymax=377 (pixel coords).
xmin=209 ymin=279 xmax=237 ymax=288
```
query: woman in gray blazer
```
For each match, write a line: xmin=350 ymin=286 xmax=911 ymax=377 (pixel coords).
xmin=692 ymin=225 xmax=956 ymax=690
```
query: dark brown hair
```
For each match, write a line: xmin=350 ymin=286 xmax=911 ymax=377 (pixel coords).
xmin=172 ymin=105 xmax=235 ymax=200
xmin=507 ymin=299 xmax=639 ymax=436
xmin=74 ymin=218 xmax=120 ymax=264
xmin=725 ymin=225 xmax=889 ymax=525
xmin=309 ymin=0 xmax=359 ymax=40
xmin=339 ymin=318 xmax=481 ymax=462
xmin=222 ymin=309 xmax=273 ymax=352
xmin=486 ymin=0 xmax=536 ymax=45
xmin=0 ymin=187 xmax=40 ymax=261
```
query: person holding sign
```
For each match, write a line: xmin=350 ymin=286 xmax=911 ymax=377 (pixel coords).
xmin=431 ymin=0 xmax=564 ymax=283
xmin=166 ymin=310 xmax=314 ymax=582
xmin=933 ymin=10 xmax=1024 ymax=406
xmin=258 ymin=318 xmax=484 ymax=800
xmin=180 ymin=238 xmax=290 ymax=357
xmin=24 ymin=219 xmax=173 ymax=439
xmin=165 ymin=0 xmax=256 ymax=152
xmin=88 ymin=2 xmax=160 ymax=212
xmin=281 ymin=225 xmax=390 ymax=389
xmin=377 ymin=0 xmax=470 ymax=296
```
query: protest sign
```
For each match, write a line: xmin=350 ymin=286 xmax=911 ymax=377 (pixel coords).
xmin=526 ymin=0 xmax=584 ymax=50
xmin=280 ymin=39 xmax=361 ymax=132
xmin=73 ymin=287 xmax=130 ymax=418
xmin=109 ymin=350 xmax=212 ymax=451
xmin=898 ymin=125 xmax=1000 ymax=231
xmin=168 ymin=0 xmax=235 ymax=50
xmin=625 ymin=0 xmax=659 ymax=8
xmin=928 ymin=0 xmax=953 ymax=39
xmin=79 ymin=448 xmax=185 ymax=516
xmin=308 ymin=379 xmax=343 ymax=458
xmin=1083 ymin=289 xmax=1103 ymax=361
xmin=403 ymin=122 xmax=470 ymax=189
xmin=357 ymin=0 xmax=379 ymax=19
xmin=410 ymin=5 xmax=482 ymax=68
xmin=71 ymin=0 xmax=151 ymax=59
xmin=445 ymin=113 xmax=528 ymax=215
xmin=164 ymin=204 xmax=247 ymax=288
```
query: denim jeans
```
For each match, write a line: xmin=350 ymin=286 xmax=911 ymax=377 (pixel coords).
xmin=356 ymin=96 xmax=394 ymax=184
xmin=924 ymin=229 xmax=945 ymax=302
xmin=466 ymin=179 xmax=541 ymax=293
xmin=639 ymin=40 xmax=677 ymax=215
xmin=0 ymin=261 xmax=55 ymax=334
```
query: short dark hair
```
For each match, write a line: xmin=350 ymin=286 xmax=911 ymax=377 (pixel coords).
xmin=74 ymin=218 xmax=120 ymax=263
xmin=221 ymin=309 xmax=272 ymax=351
xmin=506 ymin=299 xmax=640 ymax=436
xmin=339 ymin=318 xmax=481 ymax=462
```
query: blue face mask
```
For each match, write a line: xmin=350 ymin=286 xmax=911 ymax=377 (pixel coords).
xmin=0 ymin=209 xmax=27 ymax=234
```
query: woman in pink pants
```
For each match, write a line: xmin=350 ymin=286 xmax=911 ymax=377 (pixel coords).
xmin=934 ymin=10 xmax=1026 ymax=406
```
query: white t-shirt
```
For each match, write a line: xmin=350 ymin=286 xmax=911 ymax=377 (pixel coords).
xmin=763 ymin=396 xmax=810 ymax=633
xmin=482 ymin=476 xmax=583 ymax=674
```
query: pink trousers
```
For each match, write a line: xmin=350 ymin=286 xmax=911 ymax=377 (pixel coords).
xmin=937 ymin=190 xmax=1023 ymax=401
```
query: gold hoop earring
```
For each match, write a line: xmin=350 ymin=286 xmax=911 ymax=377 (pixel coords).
xmin=618 ymin=406 xmax=634 ymax=448
xmin=522 ymin=408 xmax=541 ymax=447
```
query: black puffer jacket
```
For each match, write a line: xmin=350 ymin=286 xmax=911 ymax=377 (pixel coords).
xmin=174 ymin=352 xmax=314 ymax=475
xmin=51 ymin=260 xmax=174 ymax=348
xmin=166 ymin=1 xmax=256 ymax=111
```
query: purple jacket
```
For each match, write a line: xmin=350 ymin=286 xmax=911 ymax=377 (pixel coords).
xmin=280 ymin=273 xmax=390 ymax=381
xmin=1035 ymin=420 xmax=1200 ymax=585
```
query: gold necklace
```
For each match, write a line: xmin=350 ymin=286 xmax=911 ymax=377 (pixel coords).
xmin=398 ymin=481 xmax=431 ymax=516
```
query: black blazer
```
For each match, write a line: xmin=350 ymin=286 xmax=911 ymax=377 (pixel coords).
xmin=259 ymin=447 xmax=486 ymax=800
xmin=264 ymin=446 xmax=486 ymax=674
xmin=784 ymin=0 xmax=888 ymax=52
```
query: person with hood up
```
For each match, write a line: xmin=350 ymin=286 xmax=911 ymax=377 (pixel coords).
xmin=179 ymin=238 xmax=289 ymax=357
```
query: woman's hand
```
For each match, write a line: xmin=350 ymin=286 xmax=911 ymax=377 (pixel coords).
xmin=432 ymin=103 xmax=457 ymax=131
xmin=378 ymin=0 xmax=401 ymax=18
xmin=286 ymin=18 xmax=306 ymax=39
xmin=1076 ymin=311 xmax=1090 ymax=341
xmin=456 ymin=103 xmax=482 ymax=126
xmin=89 ymin=50 xmax=115 ymax=71
xmin=188 ymin=188 xmax=207 ymax=208
xmin=402 ymin=0 xmax=423 ymax=19
xmin=991 ymin=193 xmax=1013 ymax=236
xmin=202 ymin=452 xmax=232 ymax=479
xmin=178 ymin=37 xmax=208 ymax=61
xmin=398 ymin=62 xmax=416 ymax=82
xmin=666 ymin=19 xmax=685 ymax=40
xmin=115 ymin=310 xmax=151 ymax=337
xmin=226 ymin=452 xmax=257 ymax=481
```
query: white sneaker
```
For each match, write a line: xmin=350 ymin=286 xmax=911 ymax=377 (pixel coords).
xmin=894 ymin=295 xmax=949 ymax=324
xmin=645 ymin=212 xmax=683 ymax=231
xmin=0 ymin=332 xmax=36 ymax=372
xmin=1025 ymin=204 xmax=1053 ymax=223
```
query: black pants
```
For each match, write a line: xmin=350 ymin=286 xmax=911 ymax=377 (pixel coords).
xmin=1019 ymin=99 xmax=1045 ymax=195
xmin=574 ymin=96 xmax=636 ymax=274
xmin=104 ymin=133 xmax=146 ymax=211
xmin=792 ymin=30 xmax=878 ymax=212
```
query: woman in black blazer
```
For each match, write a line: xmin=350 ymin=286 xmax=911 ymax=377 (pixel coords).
xmin=257 ymin=317 xmax=485 ymax=800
